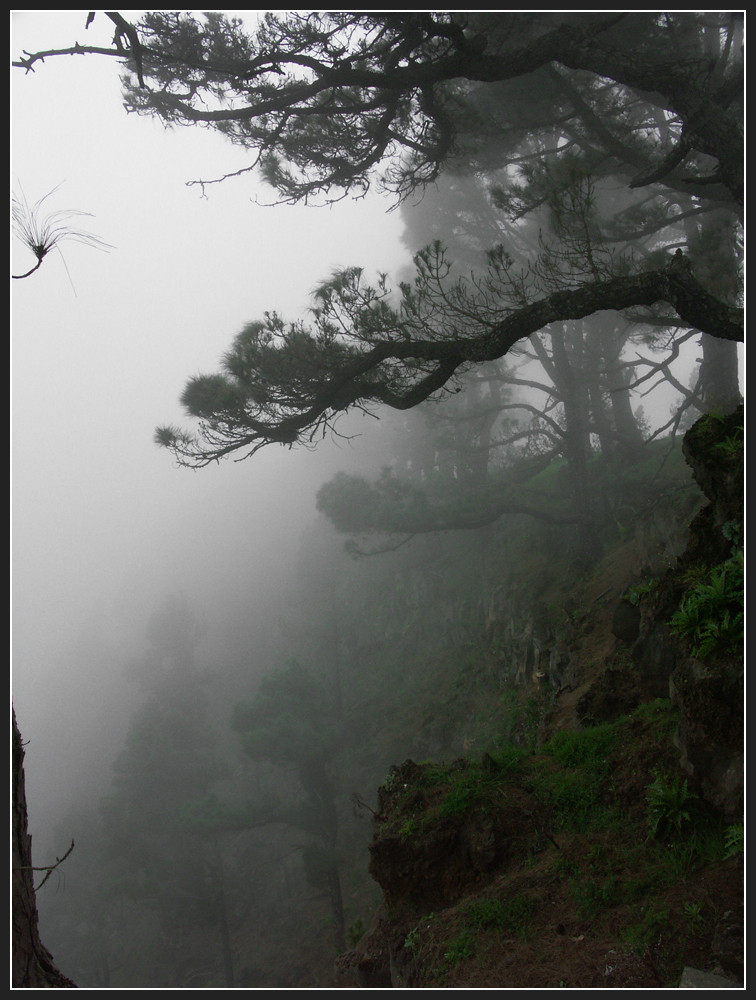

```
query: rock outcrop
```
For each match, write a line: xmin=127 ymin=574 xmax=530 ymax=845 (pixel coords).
xmin=338 ymin=408 xmax=743 ymax=988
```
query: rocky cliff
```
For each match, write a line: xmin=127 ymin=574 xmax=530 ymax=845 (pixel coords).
xmin=337 ymin=408 xmax=744 ymax=989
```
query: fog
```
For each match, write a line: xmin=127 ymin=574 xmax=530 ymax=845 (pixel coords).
xmin=12 ymin=12 xmax=742 ymax=990
xmin=12 ymin=11 xmax=410 ymax=828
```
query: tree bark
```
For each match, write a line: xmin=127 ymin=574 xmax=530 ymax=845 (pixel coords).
xmin=699 ymin=334 xmax=742 ymax=413
xmin=548 ymin=324 xmax=601 ymax=561
xmin=213 ymin=842 xmax=235 ymax=988
xmin=12 ymin=708 xmax=76 ymax=988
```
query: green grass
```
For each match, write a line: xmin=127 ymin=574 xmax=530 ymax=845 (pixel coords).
xmin=442 ymin=927 xmax=477 ymax=965
xmin=621 ymin=902 xmax=671 ymax=952
xmin=570 ymin=874 xmax=621 ymax=918
xmin=545 ymin=722 xmax=617 ymax=769
xmin=439 ymin=893 xmax=536 ymax=972
xmin=462 ymin=893 xmax=535 ymax=935
xmin=533 ymin=722 xmax=620 ymax=832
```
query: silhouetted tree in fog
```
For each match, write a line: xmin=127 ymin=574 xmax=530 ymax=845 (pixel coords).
xmin=153 ymin=238 xmax=740 ymax=466
xmin=97 ymin=601 xmax=236 ymax=986
xmin=14 ymin=13 xmax=742 ymax=206
xmin=233 ymin=664 xmax=347 ymax=952
xmin=13 ymin=13 xmax=741 ymax=471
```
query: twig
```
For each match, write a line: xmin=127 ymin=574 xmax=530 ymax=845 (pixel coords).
xmin=15 ymin=839 xmax=75 ymax=891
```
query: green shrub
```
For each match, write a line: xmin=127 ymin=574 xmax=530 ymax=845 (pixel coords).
xmin=443 ymin=927 xmax=477 ymax=965
xmin=347 ymin=917 xmax=365 ymax=948
xmin=646 ymin=771 xmax=697 ymax=841
xmin=630 ymin=698 xmax=676 ymax=724
xmin=435 ymin=754 xmax=520 ymax=819
xmin=462 ymin=893 xmax=535 ymax=936
xmin=404 ymin=926 xmax=420 ymax=955
xmin=493 ymin=743 xmax=527 ymax=774
xmin=626 ymin=579 xmax=658 ymax=606
xmin=724 ymin=823 xmax=744 ymax=858
xmin=622 ymin=903 xmax=671 ymax=952
xmin=537 ymin=723 xmax=621 ymax=832
xmin=683 ymin=902 xmax=704 ymax=929
xmin=438 ymin=781 xmax=479 ymax=819
xmin=399 ymin=817 xmax=420 ymax=839
xmin=669 ymin=552 xmax=743 ymax=658
xmin=546 ymin=723 xmax=617 ymax=770
xmin=570 ymin=874 xmax=620 ymax=918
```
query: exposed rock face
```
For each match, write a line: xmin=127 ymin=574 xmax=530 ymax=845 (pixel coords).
xmin=611 ymin=598 xmax=641 ymax=644
xmin=667 ymin=407 xmax=743 ymax=820
xmin=588 ymin=407 xmax=743 ymax=819
xmin=670 ymin=655 xmax=743 ymax=820
xmin=335 ymin=906 xmax=394 ymax=988
xmin=338 ymin=757 xmax=544 ymax=988
xmin=633 ymin=488 xmax=702 ymax=577
xmin=338 ymin=408 xmax=743 ymax=988
xmin=681 ymin=406 xmax=743 ymax=560
xmin=368 ymin=759 xmax=532 ymax=914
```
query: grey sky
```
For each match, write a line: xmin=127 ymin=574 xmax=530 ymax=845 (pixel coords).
xmin=12 ymin=11 xmax=411 ymax=824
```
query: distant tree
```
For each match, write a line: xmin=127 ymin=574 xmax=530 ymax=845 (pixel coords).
xmin=315 ymin=453 xmax=578 ymax=545
xmin=98 ymin=681 xmax=235 ymax=985
xmin=399 ymin=153 xmax=739 ymax=453
xmin=232 ymin=664 xmax=347 ymax=952
xmin=95 ymin=599 xmax=238 ymax=986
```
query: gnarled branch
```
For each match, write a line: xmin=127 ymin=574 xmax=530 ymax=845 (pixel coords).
xmin=156 ymin=251 xmax=741 ymax=468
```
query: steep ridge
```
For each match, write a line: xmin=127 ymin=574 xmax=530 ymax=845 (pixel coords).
xmin=337 ymin=408 xmax=743 ymax=989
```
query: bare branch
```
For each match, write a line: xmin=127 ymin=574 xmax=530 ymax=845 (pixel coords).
xmin=14 ymin=840 xmax=75 ymax=892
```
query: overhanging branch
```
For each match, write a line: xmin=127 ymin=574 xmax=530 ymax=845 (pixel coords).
xmin=157 ymin=251 xmax=742 ymax=467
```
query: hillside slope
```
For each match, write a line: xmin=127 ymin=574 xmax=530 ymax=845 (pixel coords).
xmin=338 ymin=408 xmax=743 ymax=989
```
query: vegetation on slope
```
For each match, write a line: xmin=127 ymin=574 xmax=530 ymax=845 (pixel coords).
xmin=351 ymin=700 xmax=742 ymax=988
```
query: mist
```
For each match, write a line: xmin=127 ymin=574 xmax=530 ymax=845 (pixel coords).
xmin=12 ymin=12 xmax=742 ymax=990
xmin=12 ymin=11 xmax=407 ymax=813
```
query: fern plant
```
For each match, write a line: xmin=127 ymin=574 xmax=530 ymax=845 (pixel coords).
xmin=646 ymin=771 xmax=697 ymax=841
xmin=669 ymin=551 xmax=743 ymax=658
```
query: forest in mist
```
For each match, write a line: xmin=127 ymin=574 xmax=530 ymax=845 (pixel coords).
xmin=12 ymin=12 xmax=742 ymax=989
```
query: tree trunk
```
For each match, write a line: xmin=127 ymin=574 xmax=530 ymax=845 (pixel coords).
xmin=326 ymin=864 xmax=346 ymax=953
xmin=585 ymin=358 xmax=615 ymax=457
xmin=12 ymin=708 xmax=76 ymax=988
xmin=550 ymin=325 xmax=600 ymax=558
xmin=602 ymin=325 xmax=645 ymax=458
xmin=699 ymin=333 xmax=742 ymax=413
xmin=211 ymin=837 xmax=235 ymax=987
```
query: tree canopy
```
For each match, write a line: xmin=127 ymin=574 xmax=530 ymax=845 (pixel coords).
xmin=15 ymin=12 xmax=743 ymax=207
xmin=14 ymin=12 xmax=743 ymax=468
